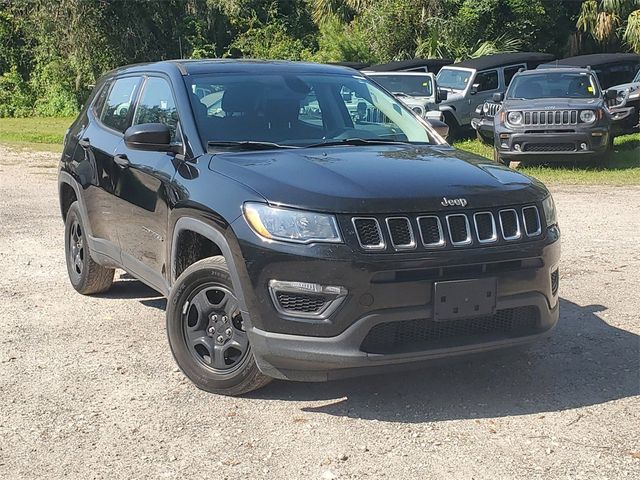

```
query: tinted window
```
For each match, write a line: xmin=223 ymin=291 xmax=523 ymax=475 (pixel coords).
xmin=370 ymin=75 xmax=433 ymax=97
xmin=92 ymin=81 xmax=111 ymax=118
xmin=507 ymin=72 xmax=599 ymax=99
xmin=437 ymin=68 xmax=471 ymax=91
xmin=594 ymin=62 xmax=640 ymax=88
xmin=475 ymin=70 xmax=499 ymax=92
xmin=133 ymin=77 xmax=179 ymax=141
xmin=188 ymin=73 xmax=431 ymax=147
xmin=504 ymin=65 xmax=525 ymax=87
xmin=101 ymin=77 xmax=141 ymax=133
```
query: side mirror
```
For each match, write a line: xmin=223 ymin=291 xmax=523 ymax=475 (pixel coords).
xmin=427 ymin=119 xmax=450 ymax=139
xmin=124 ymin=123 xmax=174 ymax=152
xmin=470 ymin=84 xmax=479 ymax=95
xmin=492 ymin=92 xmax=504 ymax=102
xmin=605 ymin=89 xmax=617 ymax=100
xmin=437 ymin=88 xmax=448 ymax=102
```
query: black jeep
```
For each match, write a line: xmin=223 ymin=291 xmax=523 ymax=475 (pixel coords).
xmin=492 ymin=67 xmax=619 ymax=165
xmin=58 ymin=60 xmax=560 ymax=395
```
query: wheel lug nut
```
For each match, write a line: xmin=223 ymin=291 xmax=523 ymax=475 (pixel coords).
xmin=225 ymin=328 xmax=232 ymax=336
xmin=207 ymin=326 xmax=215 ymax=335
xmin=210 ymin=314 xmax=218 ymax=322
xmin=216 ymin=335 xmax=224 ymax=343
xmin=222 ymin=316 xmax=228 ymax=323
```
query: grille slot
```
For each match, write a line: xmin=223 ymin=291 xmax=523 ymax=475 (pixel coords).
xmin=275 ymin=292 xmax=327 ymax=314
xmin=417 ymin=216 xmax=445 ymax=247
xmin=360 ymin=307 xmax=540 ymax=354
xmin=446 ymin=214 xmax=472 ymax=246
xmin=524 ymin=110 xmax=578 ymax=126
xmin=473 ymin=212 xmax=497 ymax=243
xmin=499 ymin=209 xmax=521 ymax=240
xmin=386 ymin=217 xmax=415 ymax=250
xmin=485 ymin=102 xmax=501 ymax=117
xmin=522 ymin=206 xmax=542 ymax=236
xmin=523 ymin=143 xmax=575 ymax=152
xmin=551 ymin=268 xmax=559 ymax=296
xmin=353 ymin=218 xmax=385 ymax=250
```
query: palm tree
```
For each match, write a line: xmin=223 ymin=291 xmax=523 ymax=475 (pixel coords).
xmin=577 ymin=0 xmax=640 ymax=52
xmin=311 ymin=0 xmax=374 ymax=24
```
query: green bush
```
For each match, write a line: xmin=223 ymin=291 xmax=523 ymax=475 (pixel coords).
xmin=0 ymin=67 xmax=34 ymax=117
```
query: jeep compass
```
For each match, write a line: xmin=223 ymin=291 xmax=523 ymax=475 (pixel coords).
xmin=58 ymin=60 xmax=560 ymax=395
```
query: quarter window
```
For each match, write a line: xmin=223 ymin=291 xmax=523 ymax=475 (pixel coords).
xmin=475 ymin=70 xmax=499 ymax=92
xmin=101 ymin=77 xmax=141 ymax=133
xmin=133 ymin=77 xmax=179 ymax=141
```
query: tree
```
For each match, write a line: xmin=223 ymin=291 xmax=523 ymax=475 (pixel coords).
xmin=577 ymin=0 xmax=640 ymax=52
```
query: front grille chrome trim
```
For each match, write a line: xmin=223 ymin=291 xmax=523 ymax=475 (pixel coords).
xmin=473 ymin=211 xmax=498 ymax=244
xmin=352 ymin=217 xmax=386 ymax=250
xmin=416 ymin=215 xmax=446 ymax=248
xmin=445 ymin=214 xmax=472 ymax=246
xmin=499 ymin=209 xmax=522 ymax=241
xmin=385 ymin=216 xmax=416 ymax=250
xmin=522 ymin=206 xmax=542 ymax=237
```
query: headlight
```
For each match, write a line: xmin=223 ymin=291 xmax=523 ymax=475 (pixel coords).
xmin=580 ymin=110 xmax=596 ymax=123
xmin=243 ymin=203 xmax=342 ymax=244
xmin=411 ymin=106 xmax=424 ymax=116
xmin=507 ymin=111 xmax=523 ymax=125
xmin=542 ymin=194 xmax=558 ymax=227
xmin=475 ymin=104 xmax=483 ymax=114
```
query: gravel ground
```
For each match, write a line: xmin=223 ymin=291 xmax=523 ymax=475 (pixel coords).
xmin=0 ymin=147 xmax=639 ymax=480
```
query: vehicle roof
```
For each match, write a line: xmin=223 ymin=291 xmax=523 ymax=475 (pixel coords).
xmin=446 ymin=52 xmax=555 ymax=71
xmin=539 ymin=53 xmax=640 ymax=68
xmin=104 ymin=59 xmax=360 ymax=77
xmin=521 ymin=66 xmax=594 ymax=75
xmin=366 ymin=59 xmax=453 ymax=72
xmin=366 ymin=71 xmax=432 ymax=76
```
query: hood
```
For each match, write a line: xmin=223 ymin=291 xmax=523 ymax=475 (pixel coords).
xmin=208 ymin=145 xmax=548 ymax=214
xmin=503 ymin=97 xmax=604 ymax=110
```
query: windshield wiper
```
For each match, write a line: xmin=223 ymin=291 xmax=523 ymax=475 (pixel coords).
xmin=207 ymin=141 xmax=299 ymax=151
xmin=305 ymin=138 xmax=414 ymax=148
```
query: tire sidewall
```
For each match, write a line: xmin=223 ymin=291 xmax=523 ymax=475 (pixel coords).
xmin=166 ymin=259 xmax=259 ymax=393
xmin=64 ymin=203 xmax=88 ymax=289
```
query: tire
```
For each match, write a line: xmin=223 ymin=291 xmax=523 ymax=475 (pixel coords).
xmin=64 ymin=202 xmax=114 ymax=294
xmin=166 ymin=256 xmax=271 ymax=396
xmin=493 ymin=148 xmax=510 ymax=167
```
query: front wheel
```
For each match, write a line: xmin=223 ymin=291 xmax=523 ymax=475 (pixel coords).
xmin=166 ymin=256 xmax=271 ymax=396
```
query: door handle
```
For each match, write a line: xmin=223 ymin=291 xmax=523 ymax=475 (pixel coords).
xmin=78 ymin=137 xmax=91 ymax=149
xmin=114 ymin=154 xmax=130 ymax=168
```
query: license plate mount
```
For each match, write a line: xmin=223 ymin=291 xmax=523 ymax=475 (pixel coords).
xmin=433 ymin=278 xmax=497 ymax=321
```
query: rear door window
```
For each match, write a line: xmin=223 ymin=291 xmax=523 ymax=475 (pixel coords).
xmin=101 ymin=76 xmax=142 ymax=133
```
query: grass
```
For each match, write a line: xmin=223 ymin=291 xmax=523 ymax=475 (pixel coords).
xmin=0 ymin=116 xmax=638 ymax=184
xmin=0 ymin=117 xmax=73 ymax=153
xmin=454 ymin=133 xmax=640 ymax=185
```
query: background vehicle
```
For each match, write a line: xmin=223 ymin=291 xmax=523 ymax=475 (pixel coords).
xmin=609 ymin=67 xmax=640 ymax=134
xmin=366 ymin=71 xmax=446 ymax=121
xmin=537 ymin=53 xmax=640 ymax=89
xmin=436 ymin=52 xmax=555 ymax=136
xmin=59 ymin=60 xmax=560 ymax=396
xmin=366 ymin=58 xmax=453 ymax=74
xmin=492 ymin=67 xmax=618 ymax=165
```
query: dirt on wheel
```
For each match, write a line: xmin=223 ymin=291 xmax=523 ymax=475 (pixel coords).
xmin=0 ymin=147 xmax=639 ymax=479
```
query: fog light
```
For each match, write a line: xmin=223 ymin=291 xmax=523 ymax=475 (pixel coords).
xmin=514 ymin=144 xmax=521 ymax=151
xmin=580 ymin=143 xmax=588 ymax=150
xmin=268 ymin=280 xmax=347 ymax=319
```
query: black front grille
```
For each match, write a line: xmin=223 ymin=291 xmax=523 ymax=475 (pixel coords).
xmin=275 ymin=292 xmax=326 ymax=313
xmin=551 ymin=268 xmax=559 ymax=296
xmin=387 ymin=217 xmax=413 ymax=248
xmin=447 ymin=215 xmax=469 ymax=244
xmin=522 ymin=206 xmax=541 ymax=236
xmin=474 ymin=212 xmax=495 ymax=242
xmin=353 ymin=218 xmax=383 ymax=248
xmin=523 ymin=143 xmax=575 ymax=152
xmin=418 ymin=216 xmax=443 ymax=246
xmin=499 ymin=210 xmax=520 ymax=239
xmin=360 ymin=307 xmax=540 ymax=354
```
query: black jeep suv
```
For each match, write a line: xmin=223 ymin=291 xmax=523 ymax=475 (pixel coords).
xmin=58 ymin=60 xmax=560 ymax=395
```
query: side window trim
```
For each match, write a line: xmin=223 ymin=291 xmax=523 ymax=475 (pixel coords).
xmin=95 ymin=74 xmax=143 ymax=137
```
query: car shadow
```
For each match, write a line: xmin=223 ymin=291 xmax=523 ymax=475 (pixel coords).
xmin=249 ymin=298 xmax=639 ymax=422
xmin=96 ymin=277 xmax=166 ymax=310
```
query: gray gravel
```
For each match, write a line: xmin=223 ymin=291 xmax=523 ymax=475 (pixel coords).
xmin=0 ymin=147 xmax=639 ymax=479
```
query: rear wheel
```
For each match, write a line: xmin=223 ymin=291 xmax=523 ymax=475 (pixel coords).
xmin=166 ymin=256 xmax=271 ymax=396
xmin=64 ymin=202 xmax=114 ymax=294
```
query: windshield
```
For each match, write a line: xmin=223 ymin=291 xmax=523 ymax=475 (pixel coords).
xmin=507 ymin=72 xmax=600 ymax=99
xmin=370 ymin=74 xmax=433 ymax=97
xmin=187 ymin=73 xmax=432 ymax=149
xmin=436 ymin=68 xmax=472 ymax=91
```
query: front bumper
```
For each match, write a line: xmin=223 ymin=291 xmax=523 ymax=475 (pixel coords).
xmin=231 ymin=217 xmax=561 ymax=381
xmin=496 ymin=128 xmax=610 ymax=160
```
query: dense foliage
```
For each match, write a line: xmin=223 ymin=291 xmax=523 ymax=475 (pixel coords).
xmin=0 ymin=0 xmax=636 ymax=117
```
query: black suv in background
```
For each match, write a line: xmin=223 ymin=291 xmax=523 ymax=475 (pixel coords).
xmin=492 ymin=67 xmax=618 ymax=164
xmin=59 ymin=60 xmax=560 ymax=395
